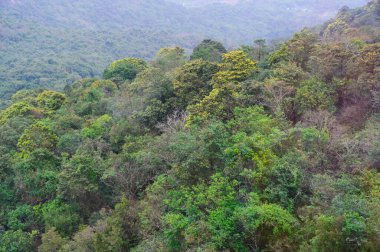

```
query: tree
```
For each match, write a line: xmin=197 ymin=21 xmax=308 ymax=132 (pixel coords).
xmin=163 ymin=173 xmax=245 ymax=251
xmin=129 ymin=68 xmax=173 ymax=103
xmin=173 ymin=59 xmax=218 ymax=108
xmin=263 ymin=153 xmax=303 ymax=211
xmin=41 ymin=200 xmax=80 ymax=237
xmin=17 ymin=123 xmax=59 ymax=157
xmin=152 ymin=47 xmax=187 ymax=72
xmin=127 ymin=67 xmax=175 ymax=128
xmin=38 ymin=228 xmax=66 ymax=252
xmin=224 ymin=106 xmax=285 ymax=186
xmin=103 ymin=58 xmax=148 ymax=84
xmin=235 ymin=198 xmax=298 ymax=250
xmin=0 ymin=230 xmax=34 ymax=252
xmin=186 ymin=86 xmax=238 ymax=124
xmin=187 ymin=51 xmax=257 ymax=124
xmin=0 ymin=116 xmax=33 ymax=150
xmin=268 ymin=29 xmax=317 ymax=70
xmin=81 ymin=114 xmax=113 ymax=139
xmin=6 ymin=205 xmax=41 ymax=231
xmin=104 ymin=66 xmax=175 ymax=129
xmin=35 ymin=90 xmax=66 ymax=113
xmin=272 ymin=61 xmax=309 ymax=87
xmin=263 ymin=78 xmax=296 ymax=118
xmin=0 ymin=102 xmax=35 ymax=125
xmin=13 ymin=148 xmax=61 ymax=203
xmin=295 ymin=77 xmax=335 ymax=114
xmin=13 ymin=122 xmax=60 ymax=202
xmin=213 ymin=50 xmax=257 ymax=86
xmin=81 ymin=80 xmax=118 ymax=103
xmin=191 ymin=39 xmax=227 ymax=62
xmin=241 ymin=39 xmax=270 ymax=62
xmin=58 ymin=149 xmax=108 ymax=210
xmin=92 ymin=198 xmax=139 ymax=252
xmin=309 ymin=42 xmax=353 ymax=82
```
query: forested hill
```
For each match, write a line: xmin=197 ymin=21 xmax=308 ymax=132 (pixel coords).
xmin=0 ymin=0 xmax=369 ymax=106
xmin=0 ymin=1 xmax=379 ymax=251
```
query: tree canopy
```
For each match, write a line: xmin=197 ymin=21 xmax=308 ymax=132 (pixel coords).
xmin=0 ymin=1 xmax=379 ymax=251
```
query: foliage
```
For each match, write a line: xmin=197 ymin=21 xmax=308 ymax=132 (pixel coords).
xmin=103 ymin=58 xmax=147 ymax=84
xmin=0 ymin=230 xmax=34 ymax=252
xmin=0 ymin=102 xmax=34 ymax=125
xmin=163 ymin=173 xmax=244 ymax=251
xmin=58 ymin=149 xmax=108 ymax=207
xmin=38 ymin=228 xmax=66 ymax=252
xmin=191 ymin=39 xmax=227 ymax=62
xmin=236 ymin=200 xmax=298 ymax=250
xmin=6 ymin=205 xmax=40 ymax=231
xmin=213 ymin=50 xmax=257 ymax=85
xmin=0 ymin=3 xmax=378 ymax=251
xmin=295 ymin=77 xmax=335 ymax=114
xmin=0 ymin=0 xmax=370 ymax=104
xmin=17 ymin=123 xmax=59 ymax=157
xmin=152 ymin=47 xmax=187 ymax=72
xmin=41 ymin=200 xmax=80 ymax=237
xmin=35 ymin=91 xmax=66 ymax=113
xmin=174 ymin=59 xmax=218 ymax=108
xmin=81 ymin=114 xmax=113 ymax=139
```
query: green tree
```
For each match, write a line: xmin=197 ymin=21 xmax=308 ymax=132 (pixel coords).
xmin=173 ymin=59 xmax=218 ymax=108
xmin=241 ymin=39 xmax=270 ymax=62
xmin=235 ymin=197 xmax=298 ymax=250
xmin=152 ymin=47 xmax=187 ymax=72
xmin=58 ymin=149 xmax=108 ymax=209
xmin=81 ymin=114 xmax=113 ymax=139
xmin=186 ymin=86 xmax=238 ymax=124
xmin=127 ymin=67 xmax=175 ymax=127
xmin=191 ymin=39 xmax=227 ymax=62
xmin=103 ymin=58 xmax=147 ymax=84
xmin=41 ymin=200 xmax=80 ymax=237
xmin=17 ymin=123 xmax=59 ymax=157
xmin=224 ymin=106 xmax=285 ymax=185
xmin=0 ymin=230 xmax=34 ymax=252
xmin=13 ymin=149 xmax=61 ymax=203
xmin=35 ymin=90 xmax=66 ymax=113
xmin=7 ymin=205 xmax=41 ymax=231
xmin=0 ymin=102 xmax=35 ymax=125
xmin=93 ymin=197 xmax=139 ymax=252
xmin=268 ymin=29 xmax=317 ymax=70
xmin=295 ymin=77 xmax=335 ymax=114
xmin=163 ymin=173 xmax=245 ymax=251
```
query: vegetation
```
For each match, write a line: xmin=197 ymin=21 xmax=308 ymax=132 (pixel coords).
xmin=0 ymin=1 xmax=379 ymax=251
xmin=0 ymin=0 xmax=369 ymax=106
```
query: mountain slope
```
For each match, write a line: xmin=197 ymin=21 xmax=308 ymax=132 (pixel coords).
xmin=0 ymin=0 xmax=370 ymax=105
xmin=0 ymin=1 xmax=379 ymax=251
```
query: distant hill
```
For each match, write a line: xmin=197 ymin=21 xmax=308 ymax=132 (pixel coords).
xmin=0 ymin=0 xmax=370 ymax=105
xmin=319 ymin=0 xmax=380 ymax=42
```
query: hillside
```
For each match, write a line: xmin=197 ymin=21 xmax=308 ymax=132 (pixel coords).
xmin=0 ymin=1 xmax=379 ymax=251
xmin=0 ymin=0 xmax=369 ymax=105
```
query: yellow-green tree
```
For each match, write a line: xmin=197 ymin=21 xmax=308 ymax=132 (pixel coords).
xmin=212 ymin=50 xmax=257 ymax=86
xmin=187 ymin=51 xmax=257 ymax=124
xmin=35 ymin=90 xmax=66 ymax=113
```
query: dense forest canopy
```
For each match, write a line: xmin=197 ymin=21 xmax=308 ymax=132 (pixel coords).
xmin=0 ymin=0 xmax=370 ymax=106
xmin=0 ymin=0 xmax=379 ymax=251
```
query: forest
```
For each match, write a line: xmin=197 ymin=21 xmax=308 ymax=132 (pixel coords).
xmin=0 ymin=0 xmax=379 ymax=251
xmin=0 ymin=0 xmax=368 ymax=106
